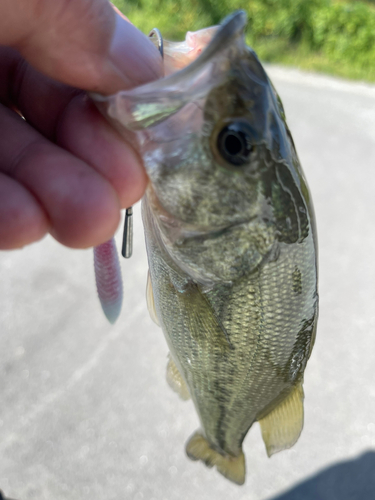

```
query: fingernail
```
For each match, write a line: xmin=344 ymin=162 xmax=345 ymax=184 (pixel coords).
xmin=110 ymin=12 xmax=163 ymax=89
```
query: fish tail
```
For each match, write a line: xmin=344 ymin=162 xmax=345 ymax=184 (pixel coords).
xmin=186 ymin=431 xmax=245 ymax=485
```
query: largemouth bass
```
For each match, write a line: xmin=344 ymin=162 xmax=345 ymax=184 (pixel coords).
xmin=92 ymin=11 xmax=318 ymax=485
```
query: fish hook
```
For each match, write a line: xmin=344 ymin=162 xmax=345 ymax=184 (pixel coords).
xmin=148 ymin=28 xmax=164 ymax=58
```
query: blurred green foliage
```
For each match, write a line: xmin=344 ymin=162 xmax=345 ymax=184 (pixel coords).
xmin=113 ymin=0 xmax=375 ymax=81
xmin=311 ymin=3 xmax=375 ymax=64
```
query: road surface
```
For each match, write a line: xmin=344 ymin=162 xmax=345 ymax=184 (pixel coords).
xmin=1 ymin=66 xmax=375 ymax=500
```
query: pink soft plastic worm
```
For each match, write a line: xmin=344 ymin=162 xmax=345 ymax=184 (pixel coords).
xmin=93 ymin=238 xmax=123 ymax=323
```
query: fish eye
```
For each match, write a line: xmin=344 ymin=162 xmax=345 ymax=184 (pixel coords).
xmin=217 ymin=122 xmax=254 ymax=166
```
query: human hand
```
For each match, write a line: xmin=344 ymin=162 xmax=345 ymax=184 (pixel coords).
xmin=0 ymin=0 xmax=162 ymax=250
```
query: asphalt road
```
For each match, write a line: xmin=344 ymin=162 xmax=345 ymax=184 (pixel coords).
xmin=1 ymin=66 xmax=375 ymax=500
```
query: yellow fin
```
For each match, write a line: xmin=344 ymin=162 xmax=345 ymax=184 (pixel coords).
xmin=166 ymin=355 xmax=190 ymax=401
xmin=259 ymin=382 xmax=304 ymax=457
xmin=186 ymin=431 xmax=245 ymax=485
xmin=146 ymin=271 xmax=160 ymax=326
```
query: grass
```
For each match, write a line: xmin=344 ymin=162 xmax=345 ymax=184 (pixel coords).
xmin=113 ymin=0 xmax=375 ymax=83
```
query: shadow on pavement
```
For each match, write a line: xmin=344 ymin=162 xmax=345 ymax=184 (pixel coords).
xmin=269 ymin=451 xmax=375 ymax=500
xmin=0 ymin=492 xmax=16 ymax=500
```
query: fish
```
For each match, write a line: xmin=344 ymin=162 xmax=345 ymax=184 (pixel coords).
xmin=91 ymin=11 xmax=318 ymax=485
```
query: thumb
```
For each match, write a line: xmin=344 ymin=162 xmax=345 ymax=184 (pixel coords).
xmin=0 ymin=0 xmax=162 ymax=94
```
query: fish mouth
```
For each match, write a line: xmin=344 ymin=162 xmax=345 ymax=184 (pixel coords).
xmin=133 ymin=10 xmax=247 ymax=91
xmin=90 ymin=11 xmax=248 ymax=131
xmin=98 ymin=11 xmax=246 ymax=95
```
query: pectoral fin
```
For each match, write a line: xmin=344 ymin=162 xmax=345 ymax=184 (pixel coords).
xmin=176 ymin=283 xmax=232 ymax=353
xmin=146 ymin=271 xmax=160 ymax=326
xmin=259 ymin=382 xmax=304 ymax=457
xmin=166 ymin=354 xmax=190 ymax=400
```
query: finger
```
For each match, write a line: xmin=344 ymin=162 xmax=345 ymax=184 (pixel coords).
xmin=0 ymin=172 xmax=49 ymax=249
xmin=0 ymin=0 xmax=163 ymax=94
xmin=57 ymin=95 xmax=148 ymax=208
xmin=0 ymin=47 xmax=148 ymax=209
xmin=0 ymin=47 xmax=81 ymax=139
xmin=0 ymin=104 xmax=120 ymax=248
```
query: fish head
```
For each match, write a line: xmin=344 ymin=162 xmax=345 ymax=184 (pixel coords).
xmin=92 ymin=11 xmax=311 ymax=284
